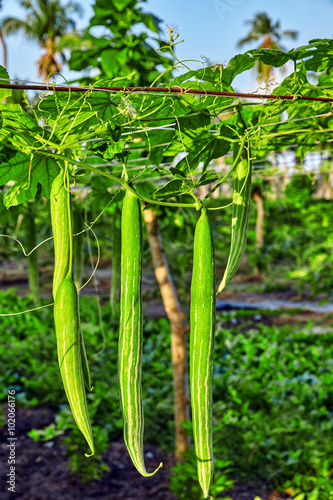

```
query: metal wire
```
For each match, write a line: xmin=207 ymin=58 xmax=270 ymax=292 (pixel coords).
xmin=1 ymin=81 xmax=333 ymax=103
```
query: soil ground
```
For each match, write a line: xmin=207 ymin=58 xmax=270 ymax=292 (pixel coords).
xmin=0 ymin=406 xmax=291 ymax=500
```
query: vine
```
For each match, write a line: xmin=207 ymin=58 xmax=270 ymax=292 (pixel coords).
xmin=1 ymin=36 xmax=333 ymax=499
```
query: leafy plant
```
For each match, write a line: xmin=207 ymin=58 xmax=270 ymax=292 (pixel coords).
xmin=2 ymin=30 xmax=333 ymax=499
xmin=284 ymin=175 xmax=317 ymax=209
xmin=68 ymin=0 xmax=172 ymax=86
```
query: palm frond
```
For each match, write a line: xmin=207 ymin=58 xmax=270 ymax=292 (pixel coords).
xmin=2 ymin=0 xmax=84 ymax=74
xmin=237 ymin=33 xmax=260 ymax=47
xmin=283 ymin=30 xmax=298 ymax=40
xmin=1 ymin=17 xmax=26 ymax=36
xmin=20 ymin=1 xmax=33 ymax=8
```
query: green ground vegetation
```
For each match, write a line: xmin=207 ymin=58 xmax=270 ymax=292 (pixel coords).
xmin=1 ymin=291 xmax=332 ymax=499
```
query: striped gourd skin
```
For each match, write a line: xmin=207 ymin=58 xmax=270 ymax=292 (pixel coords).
xmin=54 ymin=277 xmax=94 ymax=456
xmin=119 ymin=191 xmax=161 ymax=477
xmin=216 ymin=141 xmax=252 ymax=296
xmin=50 ymin=171 xmax=72 ymax=300
xmin=190 ymin=208 xmax=215 ymax=499
xmin=73 ymin=209 xmax=84 ymax=292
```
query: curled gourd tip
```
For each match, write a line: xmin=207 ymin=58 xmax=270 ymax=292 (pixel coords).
xmin=151 ymin=462 xmax=163 ymax=475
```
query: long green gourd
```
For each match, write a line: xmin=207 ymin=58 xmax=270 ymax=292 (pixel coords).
xmin=50 ymin=170 xmax=72 ymax=299
xmin=118 ymin=190 xmax=162 ymax=476
xmin=54 ymin=276 xmax=94 ymax=456
xmin=73 ymin=208 xmax=84 ymax=292
xmin=216 ymin=136 xmax=252 ymax=296
xmin=50 ymin=168 xmax=93 ymax=446
xmin=51 ymin=170 xmax=91 ymax=390
xmin=190 ymin=208 xmax=215 ymax=499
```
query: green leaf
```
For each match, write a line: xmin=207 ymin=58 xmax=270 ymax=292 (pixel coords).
xmin=151 ymin=179 xmax=184 ymax=200
xmin=0 ymin=103 xmax=39 ymax=147
xmin=169 ymin=58 xmax=254 ymax=91
xmin=100 ymin=48 xmax=130 ymax=76
xmin=170 ymin=69 xmax=206 ymax=88
xmin=140 ymin=13 xmax=160 ymax=33
xmin=287 ymin=268 xmax=309 ymax=279
xmin=59 ymin=110 xmax=99 ymax=134
xmin=195 ymin=172 xmax=219 ymax=188
xmin=90 ymin=175 xmax=116 ymax=212
xmin=249 ymin=48 xmax=291 ymax=68
xmin=87 ymin=91 xmax=119 ymax=122
xmin=223 ymin=53 xmax=256 ymax=87
xmin=168 ymin=132 xmax=231 ymax=176
xmin=94 ymin=0 xmax=133 ymax=14
xmin=294 ymin=38 xmax=333 ymax=73
xmin=165 ymin=115 xmax=232 ymax=175
xmin=38 ymin=90 xmax=118 ymax=124
xmin=0 ymin=66 xmax=11 ymax=102
xmin=104 ymin=139 xmax=127 ymax=160
xmin=0 ymin=153 xmax=59 ymax=208
xmin=169 ymin=167 xmax=187 ymax=179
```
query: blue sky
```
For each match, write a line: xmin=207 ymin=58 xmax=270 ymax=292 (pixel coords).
xmin=0 ymin=0 xmax=333 ymax=90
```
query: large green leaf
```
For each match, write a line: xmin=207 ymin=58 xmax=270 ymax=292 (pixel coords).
xmin=222 ymin=53 xmax=256 ymax=87
xmin=248 ymin=48 xmax=292 ymax=68
xmin=0 ymin=103 xmax=38 ymax=137
xmin=140 ymin=13 xmax=160 ymax=33
xmin=293 ymin=39 xmax=333 ymax=73
xmin=164 ymin=112 xmax=232 ymax=176
xmin=0 ymin=153 xmax=59 ymax=208
xmin=169 ymin=132 xmax=231 ymax=176
xmin=0 ymin=103 xmax=45 ymax=154
xmin=93 ymin=0 xmax=133 ymax=17
xmin=151 ymin=179 xmax=185 ymax=200
xmin=169 ymin=55 xmax=255 ymax=91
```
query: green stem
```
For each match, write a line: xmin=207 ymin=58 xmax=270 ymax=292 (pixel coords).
xmin=42 ymin=151 xmax=197 ymax=208
xmin=189 ymin=192 xmax=202 ymax=211
xmin=259 ymin=127 xmax=333 ymax=139
xmin=208 ymin=145 xmax=251 ymax=211
xmin=203 ymin=136 xmax=247 ymax=203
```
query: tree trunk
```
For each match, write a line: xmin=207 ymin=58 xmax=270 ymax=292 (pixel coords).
xmin=142 ymin=208 xmax=188 ymax=459
xmin=252 ymin=191 xmax=264 ymax=248
xmin=327 ymin=170 xmax=333 ymax=199
xmin=0 ymin=29 xmax=7 ymax=69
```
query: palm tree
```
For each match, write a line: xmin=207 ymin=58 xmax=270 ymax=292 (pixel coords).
xmin=1 ymin=0 xmax=83 ymax=81
xmin=0 ymin=0 xmax=7 ymax=68
xmin=237 ymin=12 xmax=298 ymax=82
